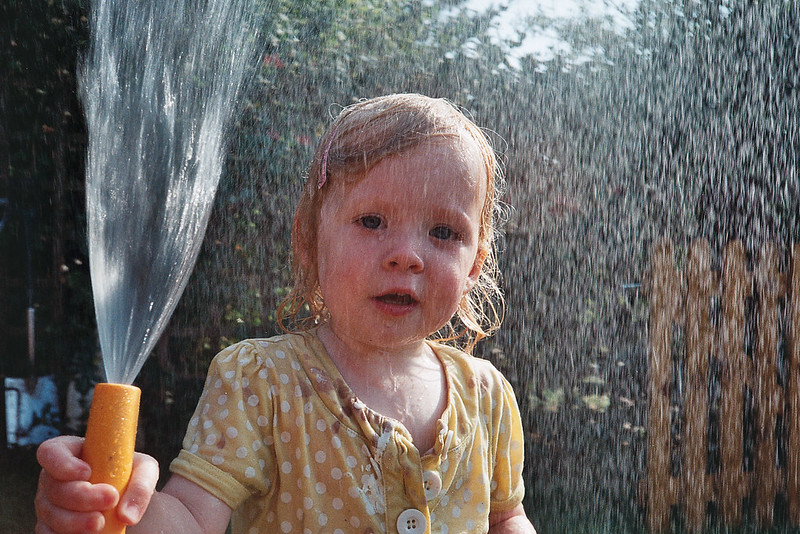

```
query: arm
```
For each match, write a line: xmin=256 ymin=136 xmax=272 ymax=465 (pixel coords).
xmin=488 ymin=503 xmax=537 ymax=534
xmin=129 ymin=475 xmax=231 ymax=534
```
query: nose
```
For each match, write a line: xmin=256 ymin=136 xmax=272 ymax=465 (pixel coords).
xmin=384 ymin=233 xmax=424 ymax=273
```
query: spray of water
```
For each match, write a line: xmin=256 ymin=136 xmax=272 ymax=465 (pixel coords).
xmin=80 ymin=0 xmax=259 ymax=384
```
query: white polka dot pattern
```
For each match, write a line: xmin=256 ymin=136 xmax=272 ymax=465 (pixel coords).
xmin=170 ymin=331 xmax=525 ymax=533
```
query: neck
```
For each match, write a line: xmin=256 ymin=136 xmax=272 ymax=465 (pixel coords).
xmin=316 ymin=322 xmax=447 ymax=452
xmin=317 ymin=322 xmax=431 ymax=368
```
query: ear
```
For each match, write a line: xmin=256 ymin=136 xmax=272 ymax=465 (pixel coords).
xmin=465 ymin=247 xmax=488 ymax=293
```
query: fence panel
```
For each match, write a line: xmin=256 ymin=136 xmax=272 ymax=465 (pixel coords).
xmin=754 ymin=243 xmax=785 ymax=525
xmin=718 ymin=240 xmax=750 ymax=525
xmin=646 ymin=238 xmax=799 ymax=532
xmin=647 ymin=240 xmax=681 ymax=532
xmin=789 ymin=245 xmax=800 ymax=524
xmin=683 ymin=240 xmax=714 ymax=530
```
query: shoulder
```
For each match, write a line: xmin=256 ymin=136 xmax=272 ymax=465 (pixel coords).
xmin=429 ymin=341 xmax=516 ymax=400
xmin=212 ymin=332 xmax=311 ymax=364
xmin=206 ymin=332 xmax=317 ymax=380
xmin=196 ymin=332 xmax=320 ymax=416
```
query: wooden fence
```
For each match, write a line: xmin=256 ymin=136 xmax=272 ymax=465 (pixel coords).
xmin=646 ymin=239 xmax=800 ymax=532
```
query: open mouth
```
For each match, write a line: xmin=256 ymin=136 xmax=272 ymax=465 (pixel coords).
xmin=376 ymin=293 xmax=416 ymax=306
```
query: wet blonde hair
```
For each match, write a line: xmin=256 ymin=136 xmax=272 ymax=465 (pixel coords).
xmin=277 ymin=93 xmax=505 ymax=352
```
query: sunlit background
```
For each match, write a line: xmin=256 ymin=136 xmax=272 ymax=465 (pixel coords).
xmin=1 ymin=1 xmax=798 ymax=532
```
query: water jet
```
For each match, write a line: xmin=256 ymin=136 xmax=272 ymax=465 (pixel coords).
xmin=78 ymin=0 xmax=258 ymax=529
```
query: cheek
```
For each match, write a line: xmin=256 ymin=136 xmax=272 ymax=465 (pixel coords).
xmin=317 ymin=234 xmax=345 ymax=266
xmin=435 ymin=263 xmax=473 ymax=302
xmin=314 ymin=235 xmax=335 ymax=285
xmin=449 ymin=256 xmax=480 ymax=307
xmin=315 ymin=232 xmax=358 ymax=288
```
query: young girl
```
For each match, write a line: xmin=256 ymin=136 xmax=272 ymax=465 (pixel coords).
xmin=35 ymin=93 xmax=536 ymax=534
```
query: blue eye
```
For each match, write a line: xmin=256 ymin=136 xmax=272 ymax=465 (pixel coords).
xmin=430 ymin=225 xmax=456 ymax=240
xmin=359 ymin=215 xmax=382 ymax=229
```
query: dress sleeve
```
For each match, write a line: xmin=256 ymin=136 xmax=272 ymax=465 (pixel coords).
xmin=170 ymin=341 xmax=276 ymax=510
xmin=489 ymin=373 xmax=526 ymax=513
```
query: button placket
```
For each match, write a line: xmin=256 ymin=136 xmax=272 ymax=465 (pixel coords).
xmin=383 ymin=423 xmax=431 ymax=534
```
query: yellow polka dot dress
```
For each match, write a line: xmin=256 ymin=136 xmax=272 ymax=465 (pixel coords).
xmin=170 ymin=330 xmax=525 ymax=533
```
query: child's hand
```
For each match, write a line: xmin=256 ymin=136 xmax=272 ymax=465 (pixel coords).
xmin=35 ymin=435 xmax=159 ymax=533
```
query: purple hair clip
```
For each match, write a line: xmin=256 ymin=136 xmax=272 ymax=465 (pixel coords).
xmin=317 ymin=124 xmax=339 ymax=189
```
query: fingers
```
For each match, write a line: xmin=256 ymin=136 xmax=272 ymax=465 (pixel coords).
xmin=34 ymin=499 xmax=105 ymax=534
xmin=36 ymin=436 xmax=91 ymax=482
xmin=35 ymin=436 xmax=117 ymax=534
xmin=35 ymin=436 xmax=161 ymax=531
xmin=117 ymin=452 xmax=160 ymax=525
xmin=35 ymin=472 xmax=115 ymax=533
xmin=39 ymin=471 xmax=118 ymax=511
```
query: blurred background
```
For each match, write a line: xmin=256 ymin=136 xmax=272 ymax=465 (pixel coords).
xmin=2 ymin=1 xmax=799 ymax=532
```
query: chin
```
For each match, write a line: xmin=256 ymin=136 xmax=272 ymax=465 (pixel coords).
xmin=365 ymin=329 xmax=427 ymax=349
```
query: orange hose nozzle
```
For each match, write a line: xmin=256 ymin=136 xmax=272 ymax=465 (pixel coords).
xmin=82 ymin=383 xmax=141 ymax=534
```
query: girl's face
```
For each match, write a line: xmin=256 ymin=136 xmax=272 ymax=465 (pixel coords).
xmin=315 ymin=138 xmax=487 ymax=354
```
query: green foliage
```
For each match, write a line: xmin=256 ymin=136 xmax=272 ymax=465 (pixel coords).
xmin=528 ymin=386 xmax=565 ymax=412
xmin=8 ymin=1 xmax=800 ymax=531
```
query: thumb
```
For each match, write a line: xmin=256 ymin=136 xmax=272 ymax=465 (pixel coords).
xmin=116 ymin=452 xmax=160 ymax=525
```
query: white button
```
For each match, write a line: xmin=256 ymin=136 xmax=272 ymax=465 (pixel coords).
xmin=397 ymin=508 xmax=427 ymax=533
xmin=422 ymin=470 xmax=442 ymax=501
